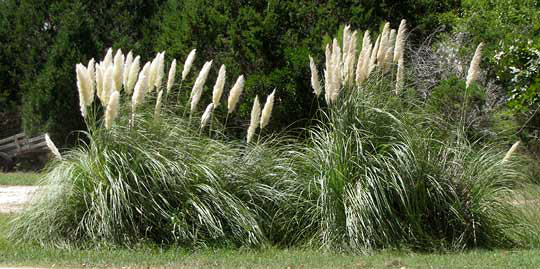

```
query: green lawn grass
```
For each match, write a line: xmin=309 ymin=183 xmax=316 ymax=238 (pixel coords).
xmin=1 ymin=214 xmax=540 ymax=268
xmin=0 ymin=172 xmax=41 ymax=186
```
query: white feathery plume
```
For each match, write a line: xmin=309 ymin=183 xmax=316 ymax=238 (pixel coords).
xmin=309 ymin=55 xmax=321 ymax=97
xmin=260 ymin=89 xmax=276 ymax=129
xmin=330 ymin=38 xmax=342 ymax=104
xmin=182 ymin=49 xmax=197 ymax=81
xmin=95 ymin=63 xmax=104 ymax=102
xmin=388 ymin=29 xmax=396 ymax=51
xmin=147 ymin=54 xmax=159 ymax=92
xmin=343 ymin=31 xmax=357 ymax=86
xmin=154 ymin=90 xmax=164 ymax=121
xmin=190 ymin=60 xmax=213 ymax=112
xmin=126 ymin=56 xmax=140 ymax=95
xmin=227 ymin=75 xmax=245 ymax=114
xmin=113 ymin=49 xmax=124 ymax=92
xmin=123 ymin=51 xmax=133 ymax=88
xmin=87 ymin=58 xmax=95 ymax=103
xmin=324 ymin=44 xmax=332 ymax=104
xmin=105 ymin=91 xmax=120 ymax=129
xmin=212 ymin=64 xmax=226 ymax=107
xmin=103 ymin=48 xmax=113 ymax=69
xmin=370 ymin=35 xmax=380 ymax=73
xmin=342 ymin=25 xmax=351 ymax=62
xmin=356 ymin=43 xmax=372 ymax=85
xmin=166 ymin=59 xmax=177 ymax=93
xmin=377 ymin=22 xmax=390 ymax=65
xmin=394 ymin=19 xmax=407 ymax=63
xmin=466 ymin=42 xmax=484 ymax=89
xmin=200 ymin=103 xmax=214 ymax=128
xmin=154 ymin=51 xmax=165 ymax=90
xmin=44 ymin=133 xmax=62 ymax=160
xmin=382 ymin=47 xmax=393 ymax=73
xmin=247 ymin=95 xmax=261 ymax=143
xmin=395 ymin=56 xmax=404 ymax=94
xmin=131 ymin=62 xmax=150 ymax=114
xmin=76 ymin=64 xmax=92 ymax=118
xmin=503 ymin=141 xmax=521 ymax=162
xmin=102 ymin=65 xmax=114 ymax=106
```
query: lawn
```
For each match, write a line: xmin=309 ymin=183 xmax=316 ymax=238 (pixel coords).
xmin=0 ymin=213 xmax=539 ymax=268
xmin=0 ymin=172 xmax=42 ymax=186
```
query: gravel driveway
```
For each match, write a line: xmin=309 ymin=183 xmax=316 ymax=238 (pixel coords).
xmin=0 ymin=186 xmax=38 ymax=213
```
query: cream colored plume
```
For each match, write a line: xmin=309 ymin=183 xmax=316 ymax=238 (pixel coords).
xmin=105 ymin=91 xmax=120 ymax=129
xmin=200 ymin=103 xmax=214 ymax=128
xmin=343 ymin=31 xmax=357 ymax=86
xmin=466 ymin=42 xmax=484 ymax=89
xmin=123 ymin=51 xmax=133 ymax=88
xmin=356 ymin=43 xmax=372 ymax=85
xmin=324 ymin=44 xmax=332 ymax=104
xmin=87 ymin=58 xmax=95 ymax=102
xmin=190 ymin=60 xmax=213 ymax=112
xmin=377 ymin=22 xmax=390 ymax=65
xmin=126 ymin=56 xmax=140 ymax=95
xmin=44 ymin=133 xmax=62 ymax=160
xmin=154 ymin=51 xmax=165 ymax=90
xmin=247 ymin=95 xmax=261 ymax=143
xmin=131 ymin=62 xmax=150 ymax=114
xmin=212 ymin=64 xmax=226 ymax=107
xmin=309 ymin=55 xmax=321 ymax=97
xmin=503 ymin=141 xmax=521 ymax=162
xmin=394 ymin=19 xmax=407 ymax=63
xmin=395 ymin=57 xmax=404 ymax=94
xmin=329 ymin=38 xmax=342 ymax=104
xmin=342 ymin=25 xmax=351 ymax=62
xmin=95 ymin=64 xmax=104 ymax=102
xmin=227 ymin=75 xmax=245 ymax=114
xmin=102 ymin=65 xmax=114 ymax=106
xmin=113 ymin=49 xmax=124 ymax=92
xmin=147 ymin=54 xmax=159 ymax=92
xmin=76 ymin=64 xmax=93 ymax=118
xmin=166 ymin=59 xmax=177 ymax=93
xmin=154 ymin=90 xmax=164 ymax=121
xmin=182 ymin=49 xmax=196 ymax=81
xmin=382 ymin=48 xmax=393 ymax=73
xmin=103 ymin=48 xmax=113 ymax=68
xmin=260 ymin=89 xmax=276 ymax=129
xmin=370 ymin=35 xmax=380 ymax=73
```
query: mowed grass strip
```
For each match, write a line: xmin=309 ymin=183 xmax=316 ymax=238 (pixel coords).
xmin=0 ymin=214 xmax=539 ymax=268
xmin=0 ymin=172 xmax=42 ymax=186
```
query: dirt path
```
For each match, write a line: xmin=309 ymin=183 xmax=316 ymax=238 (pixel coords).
xmin=0 ymin=186 xmax=38 ymax=214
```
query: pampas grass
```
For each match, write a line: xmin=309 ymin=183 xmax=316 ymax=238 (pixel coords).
xmin=166 ymin=59 xmax=177 ymax=93
xmin=113 ymin=49 xmax=124 ymax=92
xmin=123 ymin=51 xmax=133 ymax=88
xmin=466 ymin=42 xmax=484 ymax=89
xmin=131 ymin=62 xmax=150 ymax=116
xmin=105 ymin=91 xmax=120 ymax=129
xmin=227 ymin=75 xmax=245 ymax=114
xmin=200 ymin=103 xmax=214 ymax=128
xmin=154 ymin=90 xmax=164 ymax=121
xmin=503 ymin=141 xmax=521 ymax=162
xmin=260 ymin=89 xmax=275 ymax=129
xmin=76 ymin=64 xmax=93 ymax=118
xmin=212 ymin=64 xmax=226 ymax=107
xmin=394 ymin=19 xmax=407 ymax=63
xmin=190 ymin=60 xmax=213 ymax=113
xmin=309 ymin=56 xmax=321 ymax=97
xmin=102 ymin=65 xmax=114 ymax=105
xmin=395 ymin=57 xmax=404 ymax=94
xmin=126 ymin=56 xmax=141 ymax=95
xmin=182 ymin=49 xmax=196 ymax=81
xmin=154 ymin=51 xmax=165 ymax=90
xmin=247 ymin=96 xmax=261 ymax=143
